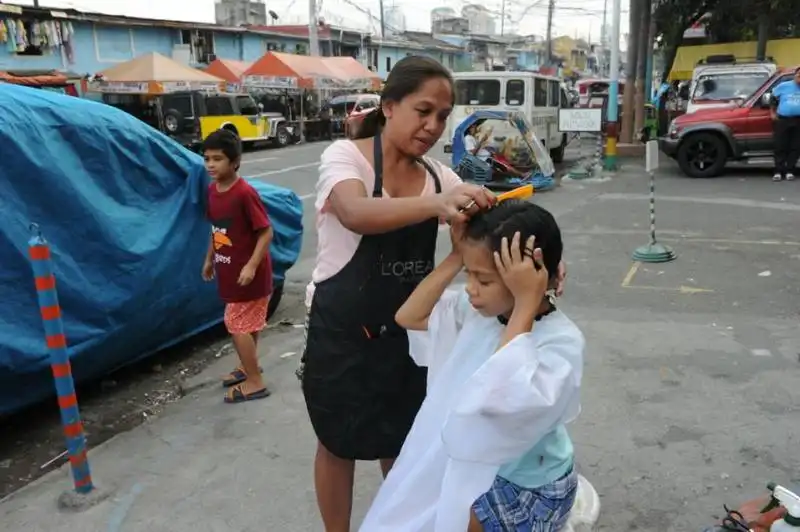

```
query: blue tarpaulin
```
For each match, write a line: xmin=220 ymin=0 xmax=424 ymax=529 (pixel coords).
xmin=0 ymin=84 xmax=303 ymax=416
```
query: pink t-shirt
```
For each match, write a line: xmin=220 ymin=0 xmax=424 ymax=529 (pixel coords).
xmin=305 ymin=140 xmax=462 ymax=308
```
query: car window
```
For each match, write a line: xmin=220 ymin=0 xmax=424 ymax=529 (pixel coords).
xmin=161 ymin=94 xmax=194 ymax=117
xmin=505 ymin=80 xmax=525 ymax=105
xmin=237 ymin=96 xmax=259 ymax=115
xmin=355 ymin=98 xmax=377 ymax=111
xmin=534 ymin=79 xmax=547 ymax=107
xmin=206 ymin=97 xmax=234 ymax=116
xmin=766 ymin=75 xmax=793 ymax=95
xmin=548 ymin=81 xmax=560 ymax=107
xmin=328 ymin=102 xmax=347 ymax=115
xmin=455 ymin=80 xmax=501 ymax=106
xmin=560 ymin=88 xmax=569 ymax=108
xmin=692 ymin=72 xmax=772 ymax=101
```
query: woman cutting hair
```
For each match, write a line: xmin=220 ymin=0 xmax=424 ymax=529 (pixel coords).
xmin=300 ymin=56 xmax=495 ymax=531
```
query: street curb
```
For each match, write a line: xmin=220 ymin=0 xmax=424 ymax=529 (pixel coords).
xmin=0 ymin=436 xmax=123 ymax=508
xmin=0 ymin=325 xmax=307 ymax=510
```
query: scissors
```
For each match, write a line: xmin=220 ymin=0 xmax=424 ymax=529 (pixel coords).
xmin=720 ymin=505 xmax=753 ymax=531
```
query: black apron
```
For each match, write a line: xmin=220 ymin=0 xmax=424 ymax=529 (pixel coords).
xmin=302 ymin=134 xmax=442 ymax=460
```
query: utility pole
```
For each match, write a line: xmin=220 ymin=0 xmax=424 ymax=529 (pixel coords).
xmin=500 ymin=0 xmax=506 ymax=36
xmin=645 ymin=1 xmax=657 ymax=105
xmin=545 ymin=0 xmax=555 ymax=66
xmin=603 ymin=0 xmax=622 ymax=170
xmin=379 ymin=0 xmax=386 ymax=38
xmin=620 ymin=0 xmax=641 ymax=144
xmin=634 ymin=0 xmax=651 ymax=137
xmin=600 ymin=0 xmax=608 ymax=75
xmin=308 ymin=0 xmax=320 ymax=56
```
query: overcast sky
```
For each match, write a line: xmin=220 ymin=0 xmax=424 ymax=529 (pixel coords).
xmin=16 ymin=0 xmax=630 ymax=43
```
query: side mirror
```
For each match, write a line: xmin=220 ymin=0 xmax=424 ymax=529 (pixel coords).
xmin=257 ymin=102 xmax=264 ymax=112
xmin=761 ymin=93 xmax=772 ymax=107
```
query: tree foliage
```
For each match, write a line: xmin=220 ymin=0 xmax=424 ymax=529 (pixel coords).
xmin=705 ymin=0 xmax=800 ymax=43
xmin=654 ymin=0 xmax=800 ymax=80
xmin=653 ymin=0 xmax=719 ymax=80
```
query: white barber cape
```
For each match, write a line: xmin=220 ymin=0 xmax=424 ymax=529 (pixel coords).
xmin=359 ymin=289 xmax=584 ymax=532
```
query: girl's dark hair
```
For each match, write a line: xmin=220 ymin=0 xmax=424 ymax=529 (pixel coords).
xmin=355 ymin=55 xmax=453 ymax=139
xmin=464 ymin=200 xmax=563 ymax=280
xmin=202 ymin=129 xmax=243 ymax=170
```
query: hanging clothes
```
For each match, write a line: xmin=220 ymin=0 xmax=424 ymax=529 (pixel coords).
xmin=51 ymin=21 xmax=62 ymax=48
xmin=15 ymin=19 xmax=26 ymax=52
xmin=5 ymin=19 xmax=16 ymax=52
xmin=0 ymin=19 xmax=8 ymax=43
xmin=61 ymin=21 xmax=74 ymax=63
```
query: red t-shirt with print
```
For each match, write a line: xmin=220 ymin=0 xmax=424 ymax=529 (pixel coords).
xmin=207 ymin=178 xmax=273 ymax=303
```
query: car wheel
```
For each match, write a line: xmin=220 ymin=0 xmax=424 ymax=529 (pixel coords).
xmin=163 ymin=109 xmax=182 ymax=134
xmin=267 ymin=281 xmax=284 ymax=320
xmin=276 ymin=126 xmax=290 ymax=147
xmin=550 ymin=135 xmax=567 ymax=163
xmin=677 ymin=132 xmax=728 ymax=178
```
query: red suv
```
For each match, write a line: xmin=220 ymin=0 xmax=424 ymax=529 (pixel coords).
xmin=659 ymin=66 xmax=798 ymax=178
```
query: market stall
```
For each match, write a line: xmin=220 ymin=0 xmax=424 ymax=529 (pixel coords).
xmin=89 ymin=52 xmax=226 ymax=148
xmin=323 ymin=56 xmax=381 ymax=91
xmin=203 ymin=58 xmax=253 ymax=93
xmin=92 ymin=52 xmax=225 ymax=94
xmin=242 ymin=52 xmax=376 ymax=141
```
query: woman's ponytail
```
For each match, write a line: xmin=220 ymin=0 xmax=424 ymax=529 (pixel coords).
xmin=354 ymin=108 xmax=386 ymax=139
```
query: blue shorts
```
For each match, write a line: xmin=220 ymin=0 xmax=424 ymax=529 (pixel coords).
xmin=472 ymin=468 xmax=578 ymax=532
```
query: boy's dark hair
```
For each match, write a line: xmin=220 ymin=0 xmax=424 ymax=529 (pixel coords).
xmin=464 ymin=200 xmax=563 ymax=280
xmin=202 ymin=129 xmax=243 ymax=171
xmin=355 ymin=55 xmax=453 ymax=139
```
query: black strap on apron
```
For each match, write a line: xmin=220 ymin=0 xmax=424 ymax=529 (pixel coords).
xmin=372 ymin=133 xmax=442 ymax=198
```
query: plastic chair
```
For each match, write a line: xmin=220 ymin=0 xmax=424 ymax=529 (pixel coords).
xmin=456 ymin=153 xmax=492 ymax=183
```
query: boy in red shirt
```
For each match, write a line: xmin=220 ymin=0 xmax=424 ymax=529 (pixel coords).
xmin=202 ymin=130 xmax=274 ymax=403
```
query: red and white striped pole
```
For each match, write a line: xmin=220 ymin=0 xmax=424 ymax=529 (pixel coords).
xmin=28 ymin=225 xmax=95 ymax=495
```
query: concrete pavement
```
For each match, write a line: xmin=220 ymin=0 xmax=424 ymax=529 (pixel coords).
xmin=3 ymin=148 xmax=800 ymax=531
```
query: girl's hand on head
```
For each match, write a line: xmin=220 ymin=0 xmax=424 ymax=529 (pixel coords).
xmin=437 ymin=184 xmax=496 ymax=224
xmin=494 ymin=232 xmax=548 ymax=304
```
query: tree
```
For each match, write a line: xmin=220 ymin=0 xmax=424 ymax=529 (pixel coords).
xmin=654 ymin=0 xmax=720 ymax=81
xmin=704 ymin=0 xmax=800 ymax=53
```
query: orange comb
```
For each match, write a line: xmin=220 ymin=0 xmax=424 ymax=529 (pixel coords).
xmin=496 ymin=184 xmax=534 ymax=203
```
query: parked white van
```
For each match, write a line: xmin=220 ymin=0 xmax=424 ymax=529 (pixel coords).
xmin=445 ymin=71 xmax=570 ymax=162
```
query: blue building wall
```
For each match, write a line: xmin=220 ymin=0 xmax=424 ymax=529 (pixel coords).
xmin=0 ymin=16 xmax=462 ymax=78
xmin=0 ymin=19 xmax=311 ymax=74
xmin=514 ymin=50 xmax=543 ymax=70
xmin=372 ymin=45 xmax=466 ymax=78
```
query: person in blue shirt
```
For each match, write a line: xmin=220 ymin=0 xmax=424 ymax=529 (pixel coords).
xmin=770 ymin=67 xmax=800 ymax=181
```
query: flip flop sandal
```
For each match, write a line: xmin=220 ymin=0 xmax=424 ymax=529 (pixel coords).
xmin=224 ymin=384 xmax=271 ymax=404
xmin=222 ymin=366 xmax=264 ymax=388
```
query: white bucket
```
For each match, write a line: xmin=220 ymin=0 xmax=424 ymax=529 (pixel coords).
xmin=563 ymin=475 xmax=601 ymax=532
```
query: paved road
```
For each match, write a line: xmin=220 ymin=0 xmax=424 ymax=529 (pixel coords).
xmin=3 ymin=147 xmax=800 ymax=531
xmin=240 ymin=140 xmax=333 ymax=285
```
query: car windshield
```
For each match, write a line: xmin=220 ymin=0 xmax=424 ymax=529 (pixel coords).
xmin=692 ymin=72 xmax=769 ymax=101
